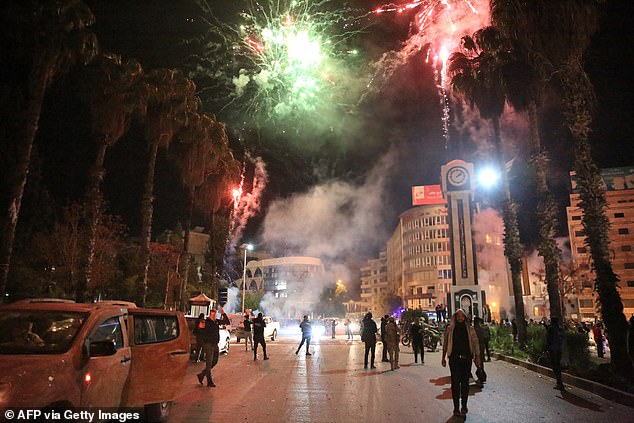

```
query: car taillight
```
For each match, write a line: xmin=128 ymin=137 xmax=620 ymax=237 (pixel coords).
xmin=84 ymin=373 xmax=91 ymax=383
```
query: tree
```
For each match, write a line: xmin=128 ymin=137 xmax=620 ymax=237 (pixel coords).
xmin=172 ymin=113 xmax=216 ymax=310
xmin=448 ymin=30 xmax=527 ymax=345
xmin=76 ymin=53 xmax=147 ymax=302
xmin=0 ymin=0 xmax=98 ymax=300
xmin=487 ymin=28 xmax=565 ymax=322
xmin=492 ymin=0 xmax=633 ymax=376
xmin=137 ymin=69 xmax=198 ymax=306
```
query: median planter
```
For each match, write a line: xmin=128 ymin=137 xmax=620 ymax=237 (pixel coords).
xmin=492 ymin=352 xmax=634 ymax=409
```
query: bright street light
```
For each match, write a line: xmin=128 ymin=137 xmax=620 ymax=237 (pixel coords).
xmin=241 ymin=243 xmax=254 ymax=315
xmin=477 ymin=167 xmax=501 ymax=189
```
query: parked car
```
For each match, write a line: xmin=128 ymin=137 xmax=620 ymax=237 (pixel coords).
xmin=0 ymin=299 xmax=190 ymax=422
xmin=185 ymin=316 xmax=231 ymax=356
xmin=235 ymin=316 xmax=280 ymax=342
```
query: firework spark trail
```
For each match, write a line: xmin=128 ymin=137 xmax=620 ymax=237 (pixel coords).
xmin=227 ymin=155 xmax=268 ymax=257
xmin=370 ymin=0 xmax=489 ymax=145
xmin=190 ymin=0 xmax=367 ymax=127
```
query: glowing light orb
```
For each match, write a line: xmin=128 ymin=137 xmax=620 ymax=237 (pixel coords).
xmin=477 ymin=167 xmax=501 ymax=189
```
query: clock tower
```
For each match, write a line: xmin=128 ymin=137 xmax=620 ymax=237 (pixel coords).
xmin=441 ymin=160 xmax=485 ymax=318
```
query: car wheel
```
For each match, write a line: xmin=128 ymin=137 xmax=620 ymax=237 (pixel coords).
xmin=271 ymin=329 xmax=277 ymax=341
xmin=145 ymin=401 xmax=171 ymax=423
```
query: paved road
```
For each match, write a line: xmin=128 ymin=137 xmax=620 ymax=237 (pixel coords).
xmin=168 ymin=336 xmax=633 ymax=423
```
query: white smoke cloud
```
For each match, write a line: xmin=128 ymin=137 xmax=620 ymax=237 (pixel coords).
xmin=223 ymin=286 xmax=241 ymax=314
xmin=261 ymin=149 xmax=396 ymax=260
xmin=255 ymin=149 xmax=397 ymax=318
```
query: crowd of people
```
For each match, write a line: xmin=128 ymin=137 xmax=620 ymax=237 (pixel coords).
xmin=191 ymin=306 xmax=634 ymax=421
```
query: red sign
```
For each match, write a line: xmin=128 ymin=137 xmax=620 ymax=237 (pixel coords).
xmin=412 ymin=185 xmax=446 ymax=206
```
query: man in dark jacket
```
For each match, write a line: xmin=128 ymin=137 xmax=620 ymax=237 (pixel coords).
xmin=361 ymin=312 xmax=378 ymax=369
xmin=196 ymin=306 xmax=230 ymax=387
xmin=410 ymin=318 xmax=424 ymax=364
xmin=243 ymin=313 xmax=253 ymax=351
xmin=253 ymin=312 xmax=269 ymax=360
xmin=193 ymin=313 xmax=206 ymax=362
xmin=381 ymin=315 xmax=389 ymax=363
xmin=296 ymin=315 xmax=312 ymax=356
xmin=546 ymin=317 xmax=565 ymax=390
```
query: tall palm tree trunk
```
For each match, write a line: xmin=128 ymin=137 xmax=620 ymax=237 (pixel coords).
xmin=76 ymin=141 xmax=108 ymax=303
xmin=528 ymin=101 xmax=564 ymax=319
xmin=560 ymin=62 xmax=634 ymax=375
xmin=0 ymin=54 xmax=56 ymax=301
xmin=179 ymin=189 xmax=195 ymax=310
xmin=492 ymin=116 xmax=527 ymax=345
xmin=139 ymin=140 xmax=160 ymax=306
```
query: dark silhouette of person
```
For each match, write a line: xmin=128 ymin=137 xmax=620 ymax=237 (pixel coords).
xmin=296 ymin=315 xmax=312 ymax=356
xmin=546 ymin=317 xmax=565 ymax=390
xmin=252 ymin=312 xmax=269 ymax=360
xmin=361 ymin=312 xmax=378 ymax=369
xmin=196 ymin=307 xmax=230 ymax=387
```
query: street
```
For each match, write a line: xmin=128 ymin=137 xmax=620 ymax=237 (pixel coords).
xmin=168 ymin=337 xmax=633 ymax=423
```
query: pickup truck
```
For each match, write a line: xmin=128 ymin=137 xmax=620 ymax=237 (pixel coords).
xmin=0 ymin=299 xmax=190 ymax=422
xmin=235 ymin=316 xmax=280 ymax=342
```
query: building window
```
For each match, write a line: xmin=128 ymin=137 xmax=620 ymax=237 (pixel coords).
xmin=572 ymin=216 xmax=582 ymax=221
xmin=625 ymin=263 xmax=634 ymax=269
xmin=622 ymin=245 xmax=632 ymax=252
xmin=577 ymin=247 xmax=587 ymax=254
xmin=618 ymin=228 xmax=629 ymax=235
xmin=615 ymin=212 xmax=625 ymax=218
xmin=627 ymin=281 xmax=634 ymax=288
xmin=575 ymin=230 xmax=585 ymax=237
xmin=579 ymin=299 xmax=593 ymax=308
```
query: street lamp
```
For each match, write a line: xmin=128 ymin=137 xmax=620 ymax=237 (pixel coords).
xmin=477 ymin=166 xmax=501 ymax=189
xmin=241 ymin=243 xmax=254 ymax=315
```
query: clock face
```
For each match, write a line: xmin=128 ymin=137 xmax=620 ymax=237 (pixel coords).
xmin=448 ymin=167 xmax=468 ymax=187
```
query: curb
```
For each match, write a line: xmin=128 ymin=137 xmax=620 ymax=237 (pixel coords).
xmin=492 ymin=352 xmax=634 ymax=409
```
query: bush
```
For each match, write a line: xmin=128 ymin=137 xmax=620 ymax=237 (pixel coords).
xmin=526 ymin=324 xmax=547 ymax=363
xmin=564 ymin=330 xmax=591 ymax=369
xmin=490 ymin=325 xmax=529 ymax=359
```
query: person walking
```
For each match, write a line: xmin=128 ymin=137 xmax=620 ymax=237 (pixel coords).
xmin=331 ymin=319 xmax=337 ymax=339
xmin=252 ymin=312 xmax=269 ymax=360
xmin=192 ymin=313 xmax=206 ymax=362
xmin=473 ymin=317 xmax=490 ymax=387
xmin=511 ymin=319 xmax=518 ymax=342
xmin=196 ymin=306 xmax=230 ymax=387
xmin=243 ymin=313 xmax=254 ymax=352
xmin=361 ymin=312 xmax=378 ymax=369
xmin=380 ymin=315 xmax=389 ymax=363
xmin=546 ymin=317 xmax=565 ymax=390
xmin=592 ymin=322 xmax=605 ymax=358
xmin=441 ymin=309 xmax=481 ymax=419
xmin=345 ymin=318 xmax=353 ymax=340
xmin=410 ymin=318 xmax=424 ymax=364
xmin=385 ymin=317 xmax=401 ymax=370
xmin=296 ymin=315 xmax=312 ymax=356
xmin=474 ymin=317 xmax=491 ymax=362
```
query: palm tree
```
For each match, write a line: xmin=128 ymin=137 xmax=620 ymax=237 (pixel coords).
xmin=492 ymin=0 xmax=633 ymax=376
xmin=76 ymin=53 xmax=147 ymax=302
xmin=138 ymin=69 xmax=198 ymax=306
xmin=448 ymin=29 xmax=527 ymax=345
xmin=171 ymin=112 xmax=217 ymax=309
xmin=0 ymin=0 xmax=98 ymax=300
xmin=478 ymin=27 xmax=565 ymax=321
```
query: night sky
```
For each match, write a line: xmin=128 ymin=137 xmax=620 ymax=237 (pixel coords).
xmin=28 ymin=0 xmax=634 ymax=258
